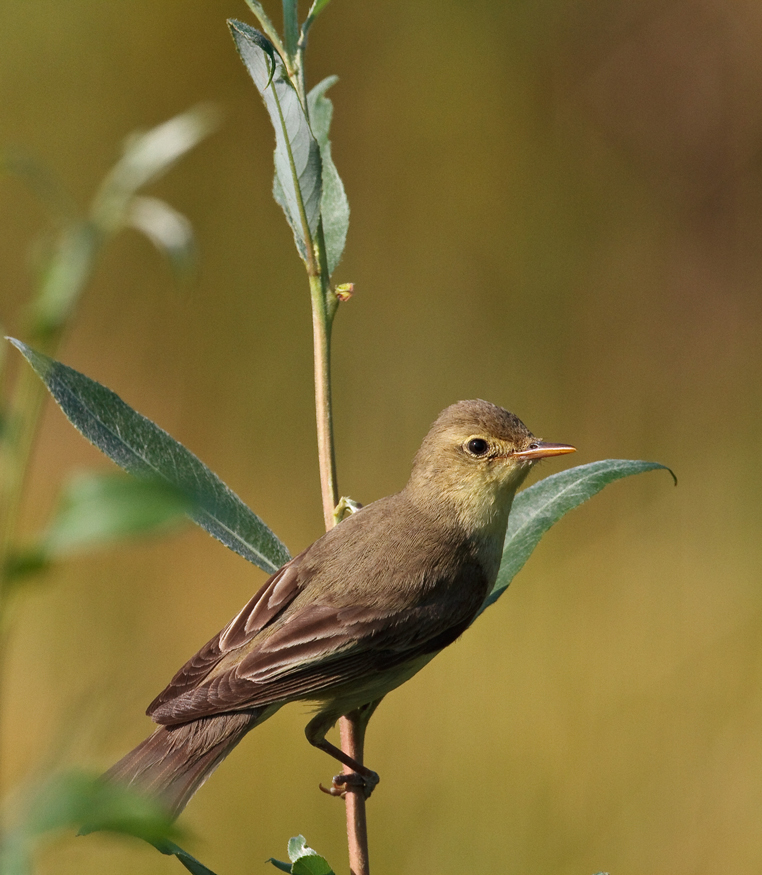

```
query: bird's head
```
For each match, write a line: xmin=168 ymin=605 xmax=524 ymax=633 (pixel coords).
xmin=406 ymin=400 xmax=575 ymax=535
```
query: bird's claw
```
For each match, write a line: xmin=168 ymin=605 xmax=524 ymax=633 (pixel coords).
xmin=319 ymin=779 xmax=347 ymax=798
xmin=319 ymin=770 xmax=379 ymax=800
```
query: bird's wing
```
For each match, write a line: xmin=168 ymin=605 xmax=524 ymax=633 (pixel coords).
xmin=149 ymin=559 xmax=487 ymax=726
xmin=147 ymin=555 xmax=306 ymax=716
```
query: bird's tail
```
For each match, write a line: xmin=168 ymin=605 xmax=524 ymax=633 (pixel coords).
xmin=105 ymin=710 xmax=265 ymax=818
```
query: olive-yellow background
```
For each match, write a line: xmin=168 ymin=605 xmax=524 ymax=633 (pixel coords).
xmin=2 ymin=1 xmax=761 ymax=873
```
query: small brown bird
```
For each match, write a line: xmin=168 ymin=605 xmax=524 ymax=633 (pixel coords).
xmin=106 ymin=400 xmax=575 ymax=816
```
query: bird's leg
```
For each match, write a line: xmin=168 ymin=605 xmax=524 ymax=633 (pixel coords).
xmin=316 ymin=741 xmax=378 ymax=799
xmin=306 ymin=700 xmax=383 ymax=800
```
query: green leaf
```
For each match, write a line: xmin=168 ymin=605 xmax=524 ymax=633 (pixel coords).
xmin=26 ymin=106 xmax=216 ymax=339
xmin=292 ymin=857 xmax=334 ymax=875
xmin=229 ymin=20 xmax=322 ymax=263
xmin=285 ymin=836 xmax=335 ymax=875
xmin=242 ymin=0 xmax=286 ymax=58
xmin=126 ymin=196 xmax=196 ymax=280
xmin=268 ymin=860 xmax=293 ymax=874
xmin=307 ymin=77 xmax=349 ymax=276
xmin=480 ymin=460 xmax=676 ymax=614
xmin=287 ymin=835 xmax=312 ymax=861
xmin=3 ymin=548 xmax=49 ymax=583
xmin=91 ymin=105 xmax=219 ymax=233
xmin=301 ymin=0 xmax=333 ymax=42
xmin=31 ymin=221 xmax=101 ymax=338
xmin=281 ymin=0 xmax=299 ymax=58
xmin=8 ymin=340 xmax=290 ymax=575
xmin=69 ymin=775 xmax=177 ymax=842
xmin=40 ymin=471 xmax=193 ymax=556
xmin=2 ymin=771 xmax=178 ymax=875
xmin=155 ymin=840 xmax=221 ymax=875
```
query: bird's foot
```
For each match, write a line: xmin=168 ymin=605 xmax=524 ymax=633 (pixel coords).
xmin=319 ymin=769 xmax=379 ymax=800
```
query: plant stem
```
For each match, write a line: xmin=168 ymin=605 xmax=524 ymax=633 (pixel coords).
xmin=0 ymin=327 xmax=62 ymax=832
xmin=0 ymin=219 xmax=95 ymax=816
xmin=339 ymin=715 xmax=370 ymax=875
xmin=309 ymin=273 xmax=338 ymax=529
xmin=308 ymin=251 xmax=372 ymax=874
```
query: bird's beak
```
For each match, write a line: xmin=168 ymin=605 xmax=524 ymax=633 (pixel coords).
xmin=513 ymin=441 xmax=576 ymax=461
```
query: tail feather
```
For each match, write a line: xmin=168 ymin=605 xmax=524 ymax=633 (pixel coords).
xmin=105 ymin=710 xmax=269 ymax=818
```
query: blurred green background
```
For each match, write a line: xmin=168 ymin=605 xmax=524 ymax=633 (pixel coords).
xmin=2 ymin=1 xmax=762 ymax=873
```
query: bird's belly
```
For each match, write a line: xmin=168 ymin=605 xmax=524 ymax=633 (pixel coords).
xmin=307 ymin=652 xmax=437 ymax=716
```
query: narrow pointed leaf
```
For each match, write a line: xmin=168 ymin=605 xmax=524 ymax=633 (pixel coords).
xmin=2 ymin=770 xmax=178 ymax=875
xmin=480 ymin=459 xmax=676 ymax=614
xmin=42 ymin=471 xmax=193 ymax=556
xmin=9 ymin=340 xmax=290 ymax=574
xmin=242 ymin=0 xmax=286 ymax=57
xmin=31 ymin=221 xmax=100 ymax=338
xmin=6 ymin=473 xmax=193 ymax=584
xmin=126 ymin=196 xmax=196 ymax=279
xmin=301 ymin=0 xmax=334 ymax=42
xmin=308 ymin=77 xmax=349 ymax=275
xmin=93 ymin=105 xmax=219 ymax=222
xmin=29 ymin=107 xmax=216 ymax=339
xmin=229 ymin=20 xmax=322 ymax=261
xmin=281 ymin=0 xmax=299 ymax=58
xmin=155 ymin=840 xmax=221 ymax=875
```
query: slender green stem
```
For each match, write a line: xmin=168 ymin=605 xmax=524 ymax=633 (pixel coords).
xmin=243 ymin=0 xmax=288 ymax=63
xmin=294 ymin=38 xmax=308 ymax=111
xmin=0 ymin=219 xmax=96 ymax=820
xmin=0 ymin=371 xmax=46 ymax=588
xmin=281 ymin=0 xmax=299 ymax=61
xmin=286 ymin=15 xmax=371 ymax=870
xmin=309 ymin=271 xmax=338 ymax=530
xmin=0 ymin=332 xmax=59 ymax=833
xmin=308 ymin=220 xmax=371 ymax=872
xmin=0 ymin=240 xmax=87 ymax=607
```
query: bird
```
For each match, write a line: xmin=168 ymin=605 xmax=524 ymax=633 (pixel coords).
xmin=105 ymin=399 xmax=575 ymax=817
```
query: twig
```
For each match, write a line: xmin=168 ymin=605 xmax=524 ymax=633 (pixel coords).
xmin=309 ymin=259 xmax=371 ymax=874
xmin=339 ymin=715 xmax=370 ymax=875
xmin=308 ymin=272 xmax=339 ymax=530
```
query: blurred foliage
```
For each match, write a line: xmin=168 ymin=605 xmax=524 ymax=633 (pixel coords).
xmin=2 ymin=106 xmax=216 ymax=346
xmin=1 ymin=771 xmax=178 ymax=875
xmin=0 ymin=104 xmax=217 ymax=874
xmin=154 ymin=840 xmax=222 ymax=875
xmin=5 ymin=472 xmax=193 ymax=583
xmin=1 ymin=0 xmax=761 ymax=874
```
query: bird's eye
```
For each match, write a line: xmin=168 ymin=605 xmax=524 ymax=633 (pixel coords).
xmin=466 ymin=438 xmax=490 ymax=456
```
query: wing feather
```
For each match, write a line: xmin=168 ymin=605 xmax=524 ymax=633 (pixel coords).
xmin=147 ymin=556 xmax=305 ymax=716
xmin=150 ymin=571 xmax=486 ymax=725
xmin=148 ymin=498 xmax=492 ymax=727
